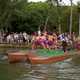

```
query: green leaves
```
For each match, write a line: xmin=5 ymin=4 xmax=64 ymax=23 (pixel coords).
xmin=0 ymin=0 xmax=79 ymax=34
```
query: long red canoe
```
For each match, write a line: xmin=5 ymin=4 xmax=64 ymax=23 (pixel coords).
xmin=8 ymin=49 xmax=71 ymax=64
xmin=27 ymin=54 xmax=70 ymax=64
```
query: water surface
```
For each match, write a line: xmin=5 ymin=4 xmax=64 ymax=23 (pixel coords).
xmin=0 ymin=48 xmax=80 ymax=80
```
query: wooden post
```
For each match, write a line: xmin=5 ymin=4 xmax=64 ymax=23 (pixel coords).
xmin=69 ymin=0 xmax=73 ymax=35
xmin=57 ymin=0 xmax=61 ymax=34
xmin=79 ymin=14 xmax=80 ymax=36
xmin=59 ymin=22 xmax=61 ymax=34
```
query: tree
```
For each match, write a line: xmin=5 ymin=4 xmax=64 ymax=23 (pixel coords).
xmin=77 ymin=1 xmax=80 ymax=35
xmin=46 ymin=0 xmax=63 ymax=33
xmin=0 ymin=0 xmax=28 ymax=32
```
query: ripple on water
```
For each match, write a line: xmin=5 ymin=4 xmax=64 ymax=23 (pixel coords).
xmin=16 ymin=57 xmax=80 ymax=80
xmin=51 ymin=58 xmax=80 ymax=80
xmin=16 ymin=64 xmax=50 ymax=80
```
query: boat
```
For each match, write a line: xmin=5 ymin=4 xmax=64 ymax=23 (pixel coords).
xmin=27 ymin=49 xmax=71 ymax=64
xmin=8 ymin=51 xmax=28 ymax=63
xmin=8 ymin=49 xmax=71 ymax=64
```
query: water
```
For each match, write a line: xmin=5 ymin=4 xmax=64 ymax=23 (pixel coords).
xmin=0 ymin=48 xmax=80 ymax=80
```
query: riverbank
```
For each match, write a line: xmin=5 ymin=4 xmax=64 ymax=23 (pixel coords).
xmin=0 ymin=43 xmax=31 ymax=48
xmin=0 ymin=43 xmax=31 ymax=54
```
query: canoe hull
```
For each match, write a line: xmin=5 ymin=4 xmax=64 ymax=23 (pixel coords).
xmin=8 ymin=52 xmax=28 ymax=63
xmin=28 ymin=54 xmax=70 ymax=64
xmin=8 ymin=50 xmax=70 ymax=64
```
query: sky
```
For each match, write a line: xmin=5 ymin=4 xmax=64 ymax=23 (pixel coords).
xmin=28 ymin=0 xmax=79 ymax=5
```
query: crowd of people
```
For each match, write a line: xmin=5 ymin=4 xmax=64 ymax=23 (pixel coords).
xmin=0 ymin=31 xmax=79 ymax=52
xmin=0 ymin=32 xmax=31 ymax=44
xmin=31 ymin=31 xmax=76 ymax=52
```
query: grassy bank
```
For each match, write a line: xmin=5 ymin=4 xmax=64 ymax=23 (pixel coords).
xmin=0 ymin=43 xmax=31 ymax=54
xmin=0 ymin=43 xmax=31 ymax=48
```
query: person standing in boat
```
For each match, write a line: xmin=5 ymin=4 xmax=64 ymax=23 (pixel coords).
xmin=61 ymin=33 xmax=68 ymax=52
xmin=40 ymin=31 xmax=49 ymax=49
xmin=47 ymin=32 xmax=54 ymax=50
xmin=31 ymin=32 xmax=47 ymax=49
xmin=58 ymin=33 xmax=67 ymax=52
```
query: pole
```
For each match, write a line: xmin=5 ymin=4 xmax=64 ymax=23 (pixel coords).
xmin=69 ymin=0 xmax=73 ymax=35
xmin=79 ymin=14 xmax=80 ymax=36
xmin=57 ymin=0 xmax=61 ymax=34
xmin=59 ymin=20 xmax=61 ymax=33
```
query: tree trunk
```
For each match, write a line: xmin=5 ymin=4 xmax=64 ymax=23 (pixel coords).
xmin=79 ymin=14 xmax=80 ymax=36
xmin=69 ymin=0 xmax=73 ymax=35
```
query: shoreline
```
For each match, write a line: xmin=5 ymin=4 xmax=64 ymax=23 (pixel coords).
xmin=0 ymin=43 xmax=31 ymax=48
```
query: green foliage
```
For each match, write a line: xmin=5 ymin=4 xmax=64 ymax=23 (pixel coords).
xmin=0 ymin=0 xmax=79 ymax=34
